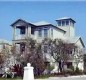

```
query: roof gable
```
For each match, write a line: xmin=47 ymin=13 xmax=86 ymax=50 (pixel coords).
xmin=67 ymin=37 xmax=85 ymax=48
xmin=11 ymin=19 xmax=35 ymax=27
xmin=76 ymin=37 xmax=85 ymax=48
xmin=33 ymin=21 xmax=66 ymax=33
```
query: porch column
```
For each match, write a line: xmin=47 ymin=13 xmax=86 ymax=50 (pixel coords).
xmin=13 ymin=27 xmax=16 ymax=40
xmin=28 ymin=26 xmax=31 ymax=37
xmin=69 ymin=20 xmax=71 ymax=26
xmin=26 ymin=26 xmax=29 ymax=38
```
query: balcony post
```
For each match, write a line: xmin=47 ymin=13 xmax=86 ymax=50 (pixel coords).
xmin=13 ymin=27 xmax=16 ymax=40
xmin=28 ymin=26 xmax=31 ymax=37
xmin=25 ymin=26 xmax=28 ymax=38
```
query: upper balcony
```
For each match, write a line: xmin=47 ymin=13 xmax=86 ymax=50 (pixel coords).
xmin=13 ymin=34 xmax=35 ymax=41
xmin=15 ymin=35 xmax=26 ymax=40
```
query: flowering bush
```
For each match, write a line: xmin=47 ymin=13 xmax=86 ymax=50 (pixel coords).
xmin=11 ymin=64 xmax=23 ymax=77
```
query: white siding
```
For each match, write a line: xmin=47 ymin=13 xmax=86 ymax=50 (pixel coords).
xmin=76 ymin=39 xmax=83 ymax=49
xmin=13 ymin=21 xmax=27 ymax=27
xmin=72 ymin=59 xmax=84 ymax=71
xmin=34 ymin=30 xmax=38 ymax=39
xmin=78 ymin=61 xmax=84 ymax=70
xmin=27 ymin=25 xmax=31 ymax=36
xmin=34 ymin=28 xmax=44 ymax=42
xmin=69 ymin=26 xmax=75 ymax=37
xmin=58 ymin=26 xmax=75 ymax=37
xmin=52 ymin=28 xmax=65 ymax=39
xmin=58 ymin=26 xmax=70 ymax=37
xmin=34 ymin=26 xmax=50 ymax=41
xmin=34 ymin=26 xmax=66 ymax=40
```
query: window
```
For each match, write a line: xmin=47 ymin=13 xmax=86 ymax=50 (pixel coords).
xmin=31 ymin=28 xmax=34 ymax=35
xmin=66 ymin=21 xmax=69 ymax=26
xmin=38 ymin=29 xmax=42 ymax=37
xmin=20 ymin=28 xmax=25 ymax=34
xmin=44 ymin=29 xmax=48 ymax=38
xmin=58 ymin=21 xmax=61 ymax=26
xmin=51 ymin=28 xmax=53 ymax=37
xmin=62 ymin=21 xmax=65 ymax=26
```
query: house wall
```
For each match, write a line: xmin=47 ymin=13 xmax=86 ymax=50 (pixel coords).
xmin=76 ymin=39 xmax=84 ymax=49
xmin=58 ymin=26 xmax=75 ymax=37
xmin=78 ymin=61 xmax=84 ymax=70
xmin=72 ymin=39 xmax=84 ymax=71
xmin=58 ymin=26 xmax=70 ymax=37
xmin=27 ymin=25 xmax=31 ymax=37
xmin=34 ymin=26 xmax=65 ymax=41
xmin=69 ymin=26 xmax=75 ymax=37
xmin=52 ymin=27 xmax=65 ymax=39
xmin=13 ymin=21 xmax=27 ymax=27
xmin=34 ymin=26 xmax=50 ymax=41
xmin=12 ymin=21 xmax=33 ymax=41
xmin=72 ymin=60 xmax=84 ymax=71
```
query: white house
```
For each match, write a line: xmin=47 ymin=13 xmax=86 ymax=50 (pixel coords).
xmin=11 ymin=17 xmax=85 ymax=71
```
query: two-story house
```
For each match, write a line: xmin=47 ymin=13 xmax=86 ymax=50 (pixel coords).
xmin=11 ymin=17 xmax=85 ymax=71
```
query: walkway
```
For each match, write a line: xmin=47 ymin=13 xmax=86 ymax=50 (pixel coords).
xmin=35 ymin=75 xmax=86 ymax=80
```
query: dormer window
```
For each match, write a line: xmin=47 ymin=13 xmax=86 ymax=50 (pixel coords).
xmin=58 ymin=20 xmax=69 ymax=26
xmin=66 ymin=20 xmax=69 ymax=26
xmin=44 ymin=28 xmax=48 ymax=38
xmin=38 ymin=28 xmax=42 ymax=37
xmin=56 ymin=17 xmax=76 ymax=27
xmin=58 ymin=21 xmax=61 ymax=26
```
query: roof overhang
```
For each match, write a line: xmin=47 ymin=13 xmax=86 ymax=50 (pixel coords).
xmin=56 ymin=17 xmax=76 ymax=23
xmin=11 ymin=19 xmax=36 ymax=27
xmin=76 ymin=37 xmax=85 ymax=48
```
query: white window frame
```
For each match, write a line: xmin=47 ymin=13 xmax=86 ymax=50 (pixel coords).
xmin=44 ymin=28 xmax=48 ymax=38
xmin=38 ymin=28 xmax=42 ymax=37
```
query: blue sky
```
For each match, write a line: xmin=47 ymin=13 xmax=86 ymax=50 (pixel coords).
xmin=0 ymin=1 xmax=86 ymax=45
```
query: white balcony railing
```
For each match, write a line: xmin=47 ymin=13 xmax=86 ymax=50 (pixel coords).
xmin=15 ymin=35 xmax=27 ymax=40
xmin=15 ymin=34 xmax=35 ymax=40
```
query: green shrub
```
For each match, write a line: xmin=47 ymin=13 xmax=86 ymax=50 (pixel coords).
xmin=35 ymin=74 xmax=49 ymax=79
xmin=48 ymin=66 xmax=54 ymax=71
xmin=63 ymin=68 xmax=74 ymax=75
xmin=75 ymin=67 xmax=79 ymax=73
xmin=83 ymin=71 xmax=86 ymax=74
xmin=74 ymin=67 xmax=83 ymax=75
xmin=83 ymin=68 xmax=86 ymax=74
xmin=70 ymin=66 xmax=74 ymax=71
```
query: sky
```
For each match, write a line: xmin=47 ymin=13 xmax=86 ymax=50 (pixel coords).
xmin=0 ymin=1 xmax=86 ymax=45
